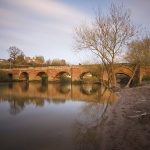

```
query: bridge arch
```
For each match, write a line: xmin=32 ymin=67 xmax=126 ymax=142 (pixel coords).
xmin=19 ymin=72 xmax=29 ymax=81
xmin=55 ymin=71 xmax=71 ymax=82
xmin=116 ymin=73 xmax=131 ymax=87
xmin=114 ymin=66 xmax=133 ymax=78
xmin=115 ymin=66 xmax=134 ymax=87
xmin=80 ymin=71 xmax=99 ymax=83
xmin=36 ymin=72 xmax=48 ymax=83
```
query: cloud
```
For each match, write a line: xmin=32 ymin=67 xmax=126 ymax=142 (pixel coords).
xmin=17 ymin=0 xmax=87 ymax=20
xmin=116 ymin=0 xmax=150 ymax=27
xmin=0 ymin=0 xmax=91 ymax=63
xmin=0 ymin=0 xmax=88 ymax=25
xmin=0 ymin=0 xmax=89 ymax=39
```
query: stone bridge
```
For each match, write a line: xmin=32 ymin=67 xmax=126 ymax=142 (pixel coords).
xmin=0 ymin=65 xmax=150 ymax=84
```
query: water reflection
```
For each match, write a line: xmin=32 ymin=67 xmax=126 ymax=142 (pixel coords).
xmin=57 ymin=83 xmax=71 ymax=94
xmin=0 ymin=83 xmax=117 ymax=115
xmin=20 ymin=82 xmax=29 ymax=91
xmin=73 ymin=86 xmax=115 ymax=150
xmin=74 ymin=102 xmax=108 ymax=150
xmin=80 ymin=84 xmax=100 ymax=95
xmin=0 ymin=83 xmax=117 ymax=150
xmin=0 ymin=83 xmax=117 ymax=103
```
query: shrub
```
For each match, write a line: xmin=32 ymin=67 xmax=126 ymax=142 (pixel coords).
xmin=60 ymin=74 xmax=71 ymax=83
xmin=142 ymin=75 xmax=150 ymax=81
xmin=0 ymin=71 xmax=10 ymax=82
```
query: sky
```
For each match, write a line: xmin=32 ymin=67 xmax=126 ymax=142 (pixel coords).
xmin=0 ymin=0 xmax=150 ymax=64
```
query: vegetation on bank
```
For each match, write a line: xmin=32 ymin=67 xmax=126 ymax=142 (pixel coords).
xmin=0 ymin=71 xmax=11 ymax=82
xmin=124 ymin=37 xmax=150 ymax=65
xmin=59 ymin=74 xmax=71 ymax=83
xmin=142 ymin=75 xmax=150 ymax=81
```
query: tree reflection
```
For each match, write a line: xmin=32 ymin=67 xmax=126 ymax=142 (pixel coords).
xmin=8 ymin=82 xmax=13 ymax=89
xmin=51 ymin=99 xmax=66 ymax=104
xmin=31 ymin=98 xmax=45 ymax=107
xmin=8 ymin=97 xmax=46 ymax=115
xmin=74 ymin=104 xmax=108 ymax=150
xmin=73 ymin=88 xmax=117 ymax=150
xmin=9 ymin=98 xmax=25 ymax=115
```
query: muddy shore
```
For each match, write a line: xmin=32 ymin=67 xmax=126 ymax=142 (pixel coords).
xmin=97 ymin=85 xmax=150 ymax=150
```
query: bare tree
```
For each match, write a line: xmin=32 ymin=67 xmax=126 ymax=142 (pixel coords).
xmin=8 ymin=46 xmax=22 ymax=64
xmin=74 ymin=3 xmax=136 ymax=87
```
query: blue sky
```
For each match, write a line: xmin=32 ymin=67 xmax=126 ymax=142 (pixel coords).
xmin=0 ymin=0 xmax=150 ymax=64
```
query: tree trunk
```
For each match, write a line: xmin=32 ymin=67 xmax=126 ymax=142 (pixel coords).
xmin=125 ymin=64 xmax=138 ymax=88
xmin=111 ymin=65 xmax=117 ymax=87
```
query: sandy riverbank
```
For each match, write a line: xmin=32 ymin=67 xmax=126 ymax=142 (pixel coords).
xmin=97 ymin=85 xmax=150 ymax=150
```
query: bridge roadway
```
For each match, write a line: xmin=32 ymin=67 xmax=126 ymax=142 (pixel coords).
xmin=0 ymin=65 xmax=150 ymax=83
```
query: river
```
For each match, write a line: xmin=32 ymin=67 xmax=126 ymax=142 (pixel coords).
xmin=0 ymin=82 xmax=117 ymax=150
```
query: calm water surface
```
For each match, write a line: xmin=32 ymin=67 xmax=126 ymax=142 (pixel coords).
xmin=0 ymin=83 xmax=117 ymax=150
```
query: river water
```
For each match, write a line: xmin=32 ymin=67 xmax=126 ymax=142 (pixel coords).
xmin=0 ymin=82 xmax=117 ymax=150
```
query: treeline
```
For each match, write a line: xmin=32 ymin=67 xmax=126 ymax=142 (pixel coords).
xmin=0 ymin=46 xmax=69 ymax=68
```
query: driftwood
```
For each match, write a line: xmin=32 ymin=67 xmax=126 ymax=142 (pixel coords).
xmin=127 ymin=112 xmax=150 ymax=119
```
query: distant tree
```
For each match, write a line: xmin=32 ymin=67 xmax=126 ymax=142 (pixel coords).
xmin=25 ymin=57 xmax=32 ymax=64
xmin=16 ymin=52 xmax=27 ymax=65
xmin=51 ymin=59 xmax=67 ymax=66
xmin=124 ymin=36 xmax=150 ymax=87
xmin=0 ymin=59 xmax=9 ymax=66
xmin=125 ymin=36 xmax=150 ymax=65
xmin=34 ymin=56 xmax=45 ymax=64
xmin=8 ymin=46 xmax=22 ymax=64
xmin=61 ymin=59 xmax=66 ymax=65
xmin=46 ymin=59 xmax=51 ymax=65
xmin=74 ymin=3 xmax=136 ymax=87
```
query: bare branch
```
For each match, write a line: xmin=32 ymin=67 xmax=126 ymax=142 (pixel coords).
xmin=74 ymin=2 xmax=136 ymax=87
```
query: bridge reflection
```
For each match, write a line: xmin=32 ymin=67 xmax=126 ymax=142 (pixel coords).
xmin=0 ymin=83 xmax=117 ymax=115
xmin=0 ymin=83 xmax=117 ymax=102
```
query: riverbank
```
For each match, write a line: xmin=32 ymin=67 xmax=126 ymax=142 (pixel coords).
xmin=98 ymin=84 xmax=150 ymax=150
